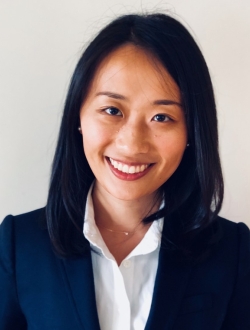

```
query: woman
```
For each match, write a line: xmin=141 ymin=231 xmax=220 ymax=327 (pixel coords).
xmin=0 ymin=13 xmax=249 ymax=330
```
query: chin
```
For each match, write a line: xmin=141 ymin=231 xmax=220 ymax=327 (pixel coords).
xmin=106 ymin=185 xmax=158 ymax=202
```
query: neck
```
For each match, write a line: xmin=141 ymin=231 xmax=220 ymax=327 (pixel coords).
xmin=92 ymin=182 xmax=161 ymax=232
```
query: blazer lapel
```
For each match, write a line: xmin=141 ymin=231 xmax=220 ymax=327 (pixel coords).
xmin=145 ymin=248 xmax=193 ymax=330
xmin=59 ymin=249 xmax=101 ymax=330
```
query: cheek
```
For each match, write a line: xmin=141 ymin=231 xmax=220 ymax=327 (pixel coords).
xmin=80 ymin=119 xmax=113 ymax=156
xmin=157 ymin=134 xmax=187 ymax=165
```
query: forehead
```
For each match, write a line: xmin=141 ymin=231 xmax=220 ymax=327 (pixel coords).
xmin=87 ymin=44 xmax=180 ymax=99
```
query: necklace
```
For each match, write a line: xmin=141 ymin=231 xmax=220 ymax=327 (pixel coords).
xmin=97 ymin=221 xmax=145 ymax=236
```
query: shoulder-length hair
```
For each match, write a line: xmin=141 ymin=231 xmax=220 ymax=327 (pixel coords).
xmin=46 ymin=13 xmax=224 ymax=259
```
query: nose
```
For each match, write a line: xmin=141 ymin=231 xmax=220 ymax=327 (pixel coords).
xmin=115 ymin=121 xmax=150 ymax=155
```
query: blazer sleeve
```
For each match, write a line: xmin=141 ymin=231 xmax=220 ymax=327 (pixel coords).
xmin=221 ymin=222 xmax=250 ymax=330
xmin=0 ymin=215 xmax=27 ymax=330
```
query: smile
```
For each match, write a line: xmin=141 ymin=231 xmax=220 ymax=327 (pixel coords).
xmin=109 ymin=157 xmax=151 ymax=174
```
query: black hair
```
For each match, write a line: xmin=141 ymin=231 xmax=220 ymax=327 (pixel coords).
xmin=46 ymin=13 xmax=224 ymax=260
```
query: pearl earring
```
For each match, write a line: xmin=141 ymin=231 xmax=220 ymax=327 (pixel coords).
xmin=78 ymin=127 xmax=82 ymax=133
xmin=187 ymin=143 xmax=190 ymax=147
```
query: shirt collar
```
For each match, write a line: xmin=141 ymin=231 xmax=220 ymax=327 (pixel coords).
xmin=83 ymin=183 xmax=164 ymax=261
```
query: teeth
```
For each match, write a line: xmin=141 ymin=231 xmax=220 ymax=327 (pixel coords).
xmin=123 ymin=165 xmax=129 ymax=173
xmin=129 ymin=166 xmax=135 ymax=174
xmin=109 ymin=158 xmax=149 ymax=174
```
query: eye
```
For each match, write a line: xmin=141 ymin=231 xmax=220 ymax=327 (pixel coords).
xmin=152 ymin=114 xmax=171 ymax=122
xmin=104 ymin=107 xmax=122 ymax=116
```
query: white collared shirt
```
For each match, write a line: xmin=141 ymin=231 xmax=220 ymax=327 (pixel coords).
xmin=83 ymin=186 xmax=163 ymax=330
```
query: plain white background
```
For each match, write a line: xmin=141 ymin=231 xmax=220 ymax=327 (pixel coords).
xmin=0 ymin=0 xmax=249 ymax=227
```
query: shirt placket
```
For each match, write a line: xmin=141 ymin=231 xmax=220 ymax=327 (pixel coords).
xmin=112 ymin=259 xmax=131 ymax=330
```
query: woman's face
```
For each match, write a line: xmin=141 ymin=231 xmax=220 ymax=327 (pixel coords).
xmin=80 ymin=44 xmax=187 ymax=201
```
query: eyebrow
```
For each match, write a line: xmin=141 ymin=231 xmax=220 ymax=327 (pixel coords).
xmin=153 ymin=99 xmax=182 ymax=107
xmin=95 ymin=91 xmax=182 ymax=107
xmin=95 ymin=91 xmax=126 ymax=100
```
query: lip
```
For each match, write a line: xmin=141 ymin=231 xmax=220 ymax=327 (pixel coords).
xmin=106 ymin=157 xmax=154 ymax=181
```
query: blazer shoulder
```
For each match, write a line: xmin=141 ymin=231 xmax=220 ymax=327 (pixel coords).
xmin=217 ymin=216 xmax=250 ymax=242
xmin=3 ymin=207 xmax=46 ymax=223
xmin=215 ymin=220 xmax=250 ymax=328
xmin=217 ymin=215 xmax=249 ymax=228
xmin=216 ymin=216 xmax=250 ymax=274
xmin=0 ymin=208 xmax=49 ymax=257
xmin=1 ymin=207 xmax=46 ymax=232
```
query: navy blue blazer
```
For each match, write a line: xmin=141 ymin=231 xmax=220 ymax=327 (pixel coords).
xmin=0 ymin=208 xmax=250 ymax=330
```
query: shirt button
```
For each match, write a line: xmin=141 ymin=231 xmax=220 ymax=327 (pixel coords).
xmin=123 ymin=260 xmax=131 ymax=268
